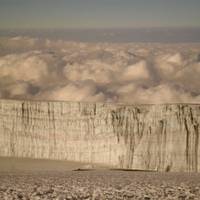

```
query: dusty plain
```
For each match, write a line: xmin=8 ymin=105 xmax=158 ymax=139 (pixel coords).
xmin=0 ymin=157 xmax=200 ymax=200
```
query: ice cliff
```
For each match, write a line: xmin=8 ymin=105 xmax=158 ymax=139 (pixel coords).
xmin=0 ymin=99 xmax=199 ymax=172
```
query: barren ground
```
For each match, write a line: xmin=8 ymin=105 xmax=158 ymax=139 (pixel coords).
xmin=0 ymin=157 xmax=200 ymax=200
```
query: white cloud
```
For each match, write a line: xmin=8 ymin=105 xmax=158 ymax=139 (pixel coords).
xmin=38 ymin=80 xmax=106 ymax=102
xmin=121 ymin=60 xmax=150 ymax=81
xmin=0 ymin=37 xmax=199 ymax=104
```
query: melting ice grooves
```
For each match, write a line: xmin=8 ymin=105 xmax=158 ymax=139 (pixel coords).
xmin=0 ymin=99 xmax=199 ymax=172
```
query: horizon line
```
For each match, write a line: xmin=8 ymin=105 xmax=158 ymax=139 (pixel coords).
xmin=1 ymin=26 xmax=200 ymax=31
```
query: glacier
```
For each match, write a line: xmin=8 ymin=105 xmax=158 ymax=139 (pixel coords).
xmin=0 ymin=99 xmax=199 ymax=172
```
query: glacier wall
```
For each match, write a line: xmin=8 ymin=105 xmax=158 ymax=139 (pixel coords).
xmin=0 ymin=99 xmax=199 ymax=172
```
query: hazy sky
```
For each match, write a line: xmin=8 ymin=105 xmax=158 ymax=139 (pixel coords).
xmin=0 ymin=0 xmax=200 ymax=29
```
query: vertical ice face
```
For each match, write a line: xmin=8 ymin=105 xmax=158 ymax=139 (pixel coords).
xmin=0 ymin=99 xmax=199 ymax=172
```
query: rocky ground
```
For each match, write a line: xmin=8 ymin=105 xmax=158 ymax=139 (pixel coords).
xmin=0 ymin=170 xmax=200 ymax=200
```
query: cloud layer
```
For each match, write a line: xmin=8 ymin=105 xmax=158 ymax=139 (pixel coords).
xmin=0 ymin=36 xmax=200 ymax=104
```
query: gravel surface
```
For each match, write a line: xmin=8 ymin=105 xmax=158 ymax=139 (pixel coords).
xmin=0 ymin=170 xmax=200 ymax=200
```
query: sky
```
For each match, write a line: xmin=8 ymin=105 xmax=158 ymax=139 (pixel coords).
xmin=0 ymin=0 xmax=200 ymax=29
